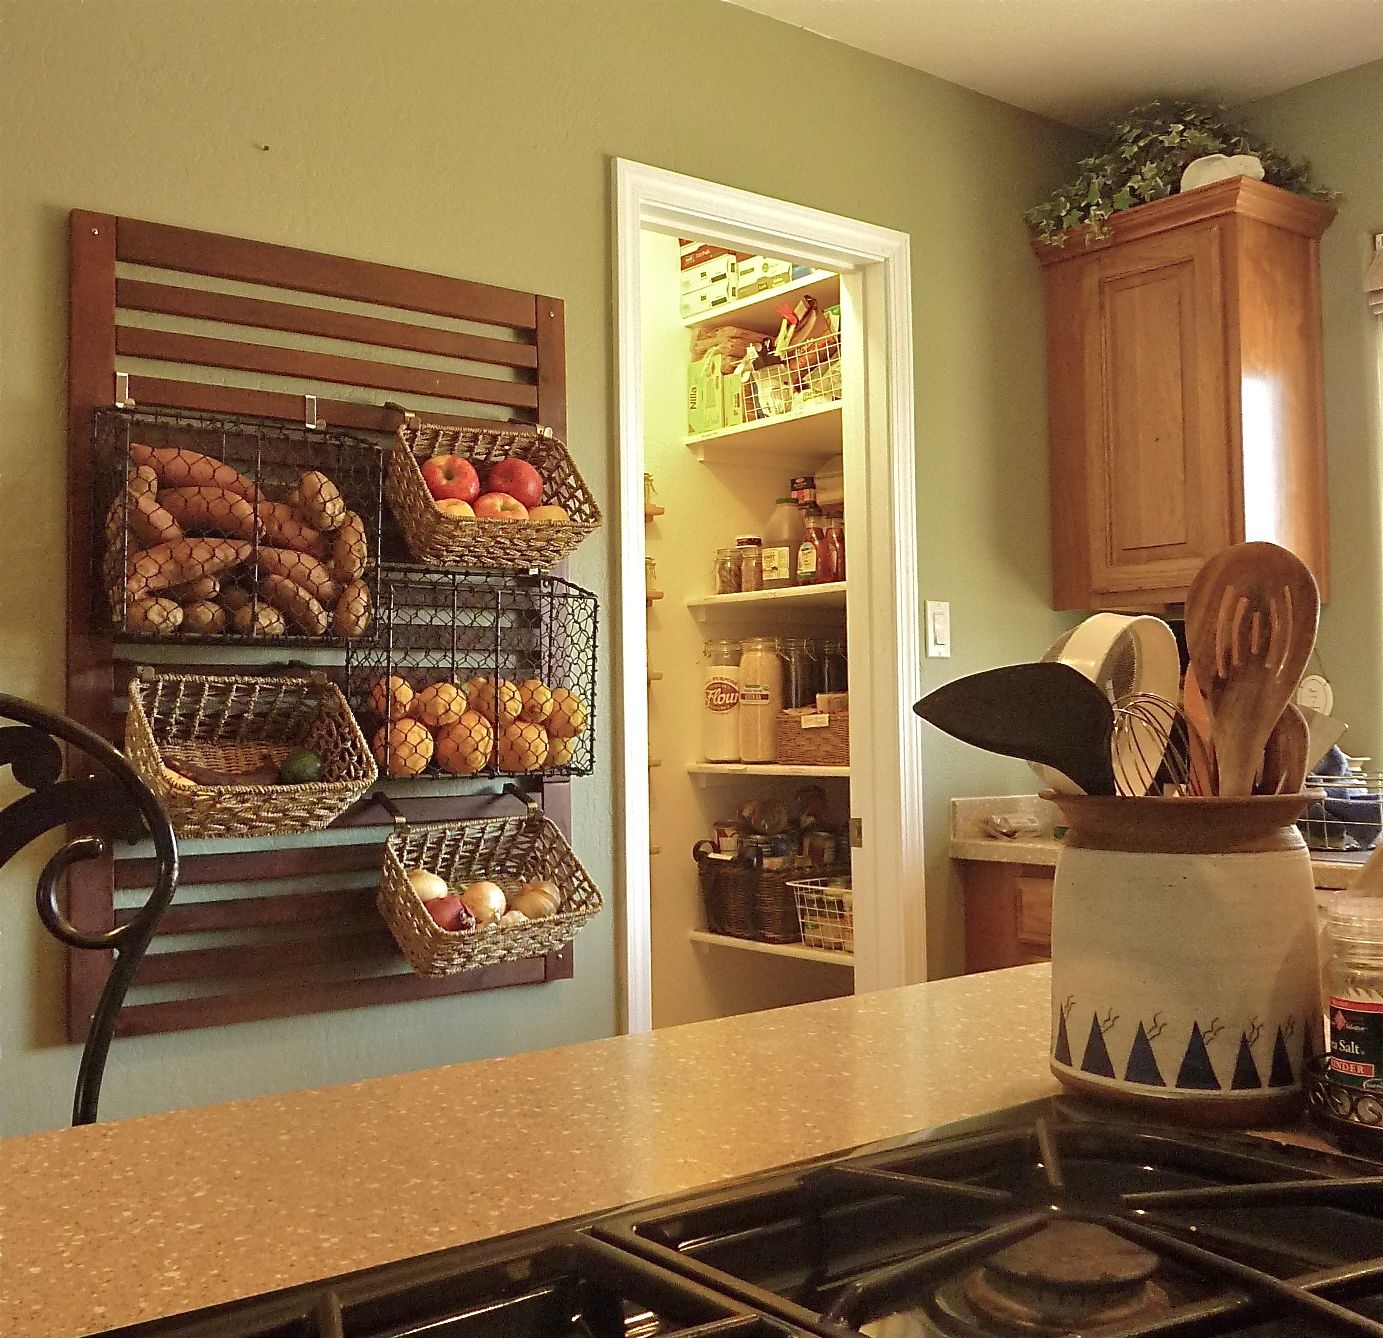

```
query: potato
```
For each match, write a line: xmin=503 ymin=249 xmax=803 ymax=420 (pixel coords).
xmin=293 ymin=470 xmax=346 ymax=532
xmin=219 ymin=583 xmax=252 ymax=612
xmin=158 ymin=487 xmax=260 ymax=541
xmin=168 ymin=575 xmax=220 ymax=602
xmin=332 ymin=580 xmax=372 ymax=638
xmin=127 ymin=596 xmax=183 ymax=636
xmin=130 ymin=443 xmax=256 ymax=498
xmin=231 ymin=602 xmax=286 ymax=637
xmin=256 ymin=501 xmax=328 ymax=557
xmin=254 ymin=547 xmax=341 ymax=605
xmin=125 ymin=539 xmax=251 ymax=601
xmin=181 ymin=600 xmax=226 ymax=634
xmin=258 ymin=573 xmax=328 ymax=636
xmin=331 ymin=511 xmax=368 ymax=581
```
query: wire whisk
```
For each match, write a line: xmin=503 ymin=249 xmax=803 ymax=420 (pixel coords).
xmin=1111 ymin=692 xmax=1208 ymax=797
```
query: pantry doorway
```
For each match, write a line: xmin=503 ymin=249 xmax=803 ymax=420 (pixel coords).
xmin=613 ymin=161 xmax=923 ymax=1033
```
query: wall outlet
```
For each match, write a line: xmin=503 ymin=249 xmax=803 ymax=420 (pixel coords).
xmin=924 ymin=600 xmax=951 ymax=657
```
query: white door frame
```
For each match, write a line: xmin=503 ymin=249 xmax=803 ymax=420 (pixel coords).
xmin=613 ymin=160 xmax=925 ymax=1034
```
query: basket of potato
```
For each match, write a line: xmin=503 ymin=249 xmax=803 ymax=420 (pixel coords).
xmin=96 ymin=409 xmax=381 ymax=644
xmin=377 ymin=797 xmax=604 ymax=975
xmin=125 ymin=669 xmax=378 ymax=839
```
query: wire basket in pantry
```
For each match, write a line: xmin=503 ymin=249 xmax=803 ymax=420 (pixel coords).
xmin=344 ymin=565 xmax=597 ymax=780
xmin=378 ymin=795 xmax=604 ymax=976
xmin=125 ymin=669 xmax=378 ymax=839
xmin=788 ymin=874 xmax=854 ymax=953
xmin=386 ymin=410 xmax=601 ymax=568
xmin=93 ymin=405 xmax=384 ymax=645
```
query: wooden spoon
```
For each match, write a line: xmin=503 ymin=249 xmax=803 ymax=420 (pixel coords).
xmin=1184 ymin=542 xmax=1319 ymax=797
xmin=913 ymin=661 xmax=1117 ymax=796
xmin=1257 ymin=702 xmax=1309 ymax=795
xmin=1181 ymin=665 xmax=1218 ymax=797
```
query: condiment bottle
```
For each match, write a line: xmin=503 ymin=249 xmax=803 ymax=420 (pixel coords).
xmin=761 ymin=498 xmax=805 ymax=589
xmin=824 ymin=516 xmax=846 ymax=582
xmin=797 ymin=509 xmax=823 ymax=585
xmin=1326 ymin=897 xmax=1383 ymax=1118
xmin=702 ymin=640 xmax=742 ymax=762
xmin=738 ymin=636 xmax=783 ymax=762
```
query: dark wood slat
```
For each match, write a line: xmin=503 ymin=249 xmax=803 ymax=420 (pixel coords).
xmin=116 ymin=842 xmax=381 ymax=890
xmin=533 ymin=296 xmax=567 ymax=438
xmin=116 ymin=886 xmax=374 ymax=935
xmin=116 ymin=218 xmax=538 ymax=331
xmin=115 ymin=953 xmax=553 ymax=1036
xmin=550 ymin=940 xmax=575 ymax=982
xmin=117 ymin=279 xmax=539 ymax=370
xmin=66 ymin=209 xmax=120 ymax=1043
xmin=333 ymin=789 xmax=531 ymax=829
xmin=135 ymin=928 xmax=398 ymax=986
xmin=117 ymin=326 xmax=539 ymax=411
xmin=125 ymin=375 xmax=528 ymax=434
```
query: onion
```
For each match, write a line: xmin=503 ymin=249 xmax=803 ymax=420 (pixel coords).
xmin=461 ymin=879 xmax=508 ymax=925
xmin=498 ymin=909 xmax=529 ymax=926
xmin=406 ymin=868 xmax=451 ymax=902
xmin=511 ymin=883 xmax=560 ymax=918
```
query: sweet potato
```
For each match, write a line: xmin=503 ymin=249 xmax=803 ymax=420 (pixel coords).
xmin=181 ymin=600 xmax=226 ymax=634
xmin=106 ymin=472 xmax=182 ymax=548
xmin=168 ymin=575 xmax=220 ymax=602
xmin=254 ymin=546 xmax=341 ymax=605
xmin=158 ymin=487 xmax=260 ymax=541
xmin=293 ymin=470 xmax=346 ymax=532
xmin=333 ymin=580 xmax=372 ymax=638
xmin=219 ymin=583 xmax=252 ymax=612
xmin=256 ymin=501 xmax=328 ymax=557
xmin=126 ymin=596 xmax=183 ymax=636
xmin=259 ymin=573 xmax=328 ymax=636
xmin=125 ymin=538 xmax=251 ymax=600
xmin=331 ymin=510 xmax=368 ymax=581
xmin=231 ymin=602 xmax=286 ymax=637
xmin=130 ymin=443 xmax=256 ymax=499
xmin=126 ymin=464 xmax=159 ymax=499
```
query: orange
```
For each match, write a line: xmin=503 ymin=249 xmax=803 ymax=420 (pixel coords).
xmin=496 ymin=719 xmax=549 ymax=773
xmin=413 ymin=681 xmax=467 ymax=729
xmin=545 ymin=732 xmax=578 ymax=768
xmin=372 ymin=719 xmax=433 ymax=777
xmin=517 ymin=678 xmax=554 ymax=723
xmin=434 ymin=711 xmax=495 ymax=776
xmin=464 ymin=676 xmax=521 ymax=725
xmin=546 ymin=688 xmax=588 ymax=739
xmin=368 ymin=673 xmax=414 ymax=720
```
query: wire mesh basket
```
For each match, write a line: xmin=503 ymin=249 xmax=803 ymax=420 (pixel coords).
xmin=788 ymin=874 xmax=854 ymax=953
xmin=386 ymin=412 xmax=601 ymax=568
xmin=745 ymin=333 xmax=841 ymax=422
xmin=344 ymin=565 xmax=597 ymax=780
xmin=1299 ymin=771 xmax=1383 ymax=851
xmin=378 ymin=797 xmax=604 ymax=977
xmin=93 ymin=406 xmax=384 ymax=645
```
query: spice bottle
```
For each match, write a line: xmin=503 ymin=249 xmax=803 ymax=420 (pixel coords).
xmin=738 ymin=636 xmax=783 ymax=762
xmin=761 ymin=498 xmax=805 ymax=589
xmin=702 ymin=640 xmax=742 ymax=762
xmin=1327 ymin=898 xmax=1383 ymax=1116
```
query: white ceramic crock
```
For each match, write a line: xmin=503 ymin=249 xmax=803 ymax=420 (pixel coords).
xmin=1047 ymin=792 xmax=1324 ymax=1127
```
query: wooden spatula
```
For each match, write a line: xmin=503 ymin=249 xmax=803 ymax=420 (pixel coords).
xmin=1184 ymin=543 xmax=1319 ymax=797
xmin=1181 ymin=665 xmax=1218 ymax=797
xmin=1257 ymin=702 xmax=1309 ymax=795
xmin=913 ymin=661 xmax=1117 ymax=796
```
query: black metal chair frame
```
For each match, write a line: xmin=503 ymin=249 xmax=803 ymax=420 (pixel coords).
xmin=0 ymin=693 xmax=178 ymax=1124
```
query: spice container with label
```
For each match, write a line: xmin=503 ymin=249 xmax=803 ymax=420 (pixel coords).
xmin=1326 ymin=897 xmax=1383 ymax=1126
xmin=714 ymin=547 xmax=743 ymax=595
xmin=736 ymin=535 xmax=762 ymax=592
xmin=703 ymin=640 xmax=742 ymax=762
xmin=761 ymin=498 xmax=805 ymax=589
xmin=739 ymin=636 xmax=783 ymax=762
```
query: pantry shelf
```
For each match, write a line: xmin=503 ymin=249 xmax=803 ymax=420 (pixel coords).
xmin=681 ymin=270 xmax=839 ymax=333
xmin=687 ymin=763 xmax=849 ymax=785
xmin=689 ymin=930 xmax=854 ymax=968
xmin=685 ymin=402 xmax=841 ymax=467
xmin=687 ymin=581 xmax=846 ymax=622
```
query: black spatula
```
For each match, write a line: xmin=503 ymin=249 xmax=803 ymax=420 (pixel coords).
xmin=913 ymin=661 xmax=1117 ymax=796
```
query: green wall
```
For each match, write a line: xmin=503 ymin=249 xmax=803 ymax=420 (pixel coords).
xmin=0 ymin=0 xmax=1085 ymax=1135
xmin=1243 ymin=62 xmax=1383 ymax=759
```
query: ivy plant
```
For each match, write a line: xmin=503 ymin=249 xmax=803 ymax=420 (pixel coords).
xmin=1026 ymin=100 xmax=1333 ymax=245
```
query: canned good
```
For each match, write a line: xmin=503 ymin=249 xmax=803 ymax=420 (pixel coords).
xmin=714 ymin=819 xmax=740 ymax=855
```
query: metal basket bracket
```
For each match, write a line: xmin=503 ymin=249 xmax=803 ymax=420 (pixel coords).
xmin=304 ymin=395 xmax=324 ymax=430
xmin=369 ymin=790 xmax=408 ymax=830
xmin=114 ymin=371 xmax=133 ymax=408
xmin=501 ymin=781 xmax=542 ymax=820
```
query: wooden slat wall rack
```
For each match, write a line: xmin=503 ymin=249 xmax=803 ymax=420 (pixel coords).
xmin=66 ymin=209 xmax=576 ymax=1039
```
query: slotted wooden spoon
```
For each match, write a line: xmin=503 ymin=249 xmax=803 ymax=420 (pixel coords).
xmin=1184 ymin=542 xmax=1319 ymax=797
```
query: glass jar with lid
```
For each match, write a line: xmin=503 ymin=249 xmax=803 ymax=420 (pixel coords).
xmin=738 ymin=636 xmax=783 ymax=763
xmin=821 ymin=639 xmax=849 ymax=693
xmin=714 ymin=547 xmax=743 ymax=595
xmin=702 ymin=639 xmax=742 ymax=762
xmin=736 ymin=535 xmax=763 ymax=592
xmin=779 ymin=637 xmax=820 ymax=709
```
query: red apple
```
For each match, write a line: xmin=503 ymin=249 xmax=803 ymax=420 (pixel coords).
xmin=486 ymin=458 xmax=544 ymax=510
xmin=424 ymin=894 xmax=475 ymax=932
xmin=474 ymin=492 xmax=529 ymax=521
xmin=434 ymin=498 xmax=475 ymax=519
xmin=420 ymin=454 xmax=480 ymax=503
xmin=528 ymin=504 xmax=570 ymax=524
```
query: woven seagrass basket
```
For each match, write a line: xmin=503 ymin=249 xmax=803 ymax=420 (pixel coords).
xmin=385 ymin=412 xmax=601 ymax=569
xmin=125 ymin=669 xmax=377 ymax=839
xmin=378 ymin=800 xmax=603 ymax=976
xmin=776 ymin=707 xmax=849 ymax=767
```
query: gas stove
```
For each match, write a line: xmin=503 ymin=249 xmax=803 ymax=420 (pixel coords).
xmin=106 ymin=1099 xmax=1383 ymax=1338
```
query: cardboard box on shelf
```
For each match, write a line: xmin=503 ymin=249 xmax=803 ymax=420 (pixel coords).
xmin=680 ymin=278 xmax=734 ymax=321
xmin=734 ymin=255 xmax=793 ymax=298
xmin=679 ymin=253 xmax=737 ymax=296
xmin=688 ymin=355 xmax=748 ymax=435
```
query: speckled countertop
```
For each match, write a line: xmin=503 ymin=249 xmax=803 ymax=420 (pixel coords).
xmin=1 ymin=965 xmax=1056 ymax=1338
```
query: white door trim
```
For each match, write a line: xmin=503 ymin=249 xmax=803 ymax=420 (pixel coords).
xmin=613 ymin=160 xmax=925 ymax=1034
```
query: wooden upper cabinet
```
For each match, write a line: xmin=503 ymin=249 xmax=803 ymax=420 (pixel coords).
xmin=1036 ymin=178 xmax=1335 ymax=610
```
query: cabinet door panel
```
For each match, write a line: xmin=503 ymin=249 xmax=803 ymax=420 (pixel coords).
xmin=1083 ymin=224 xmax=1231 ymax=598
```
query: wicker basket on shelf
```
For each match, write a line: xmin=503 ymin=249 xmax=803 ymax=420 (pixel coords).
xmin=125 ymin=669 xmax=377 ymax=839
xmin=385 ymin=412 xmax=601 ymax=568
xmin=378 ymin=799 xmax=604 ymax=976
xmin=776 ymin=707 xmax=849 ymax=767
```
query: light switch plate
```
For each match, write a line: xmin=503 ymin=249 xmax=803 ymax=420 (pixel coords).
xmin=924 ymin=600 xmax=951 ymax=658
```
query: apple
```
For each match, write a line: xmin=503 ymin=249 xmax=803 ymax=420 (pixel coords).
xmin=425 ymin=894 xmax=475 ymax=932
xmin=420 ymin=454 xmax=480 ymax=503
xmin=486 ymin=458 xmax=544 ymax=510
xmin=528 ymin=504 xmax=570 ymax=525
xmin=474 ymin=492 xmax=529 ymax=521
xmin=434 ymin=497 xmax=475 ymax=519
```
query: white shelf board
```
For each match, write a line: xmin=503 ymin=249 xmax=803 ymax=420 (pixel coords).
xmin=689 ymin=929 xmax=854 ymax=968
xmin=682 ymin=270 xmax=840 ymax=332
xmin=687 ymin=763 xmax=849 ymax=785
xmin=687 ymin=581 xmax=846 ymax=621
xmin=685 ymin=402 xmax=841 ymax=467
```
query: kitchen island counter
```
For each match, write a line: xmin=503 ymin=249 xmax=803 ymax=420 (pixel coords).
xmin=1 ymin=964 xmax=1056 ymax=1337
